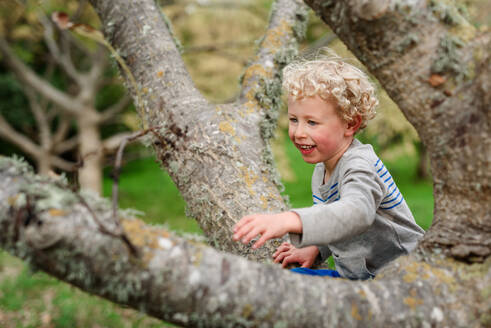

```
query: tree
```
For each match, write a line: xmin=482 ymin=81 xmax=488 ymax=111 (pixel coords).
xmin=0 ymin=0 xmax=489 ymax=327
xmin=0 ymin=1 xmax=133 ymax=194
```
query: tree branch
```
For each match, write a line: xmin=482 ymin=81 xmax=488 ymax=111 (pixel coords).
xmin=102 ymin=132 xmax=135 ymax=153
xmin=52 ymin=116 xmax=72 ymax=149
xmin=0 ymin=115 xmax=41 ymax=158
xmin=48 ymin=154 xmax=77 ymax=172
xmin=100 ymin=93 xmax=132 ymax=123
xmin=0 ymin=157 xmax=486 ymax=328
xmin=238 ymin=0 xmax=308 ymax=108
xmin=53 ymin=136 xmax=78 ymax=155
xmin=89 ymin=0 xmax=207 ymax=126
xmin=0 ymin=38 xmax=85 ymax=115
xmin=21 ymin=86 xmax=52 ymax=151
xmin=39 ymin=12 xmax=80 ymax=82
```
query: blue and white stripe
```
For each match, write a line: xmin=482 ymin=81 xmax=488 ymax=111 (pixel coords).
xmin=313 ymin=182 xmax=340 ymax=204
xmin=374 ymin=158 xmax=404 ymax=210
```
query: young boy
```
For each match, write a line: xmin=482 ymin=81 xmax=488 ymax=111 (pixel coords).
xmin=233 ymin=56 xmax=424 ymax=280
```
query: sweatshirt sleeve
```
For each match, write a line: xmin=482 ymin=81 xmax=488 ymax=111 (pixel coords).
xmin=289 ymin=158 xmax=385 ymax=248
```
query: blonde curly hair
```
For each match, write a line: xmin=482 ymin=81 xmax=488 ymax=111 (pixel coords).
xmin=282 ymin=54 xmax=378 ymax=130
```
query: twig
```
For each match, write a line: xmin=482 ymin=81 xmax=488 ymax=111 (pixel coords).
xmin=74 ymin=186 xmax=139 ymax=257
xmin=111 ymin=127 xmax=159 ymax=221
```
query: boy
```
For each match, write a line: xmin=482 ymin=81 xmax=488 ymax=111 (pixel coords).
xmin=232 ymin=56 xmax=424 ymax=280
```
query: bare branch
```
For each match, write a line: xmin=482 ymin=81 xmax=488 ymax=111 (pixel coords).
xmin=53 ymin=136 xmax=78 ymax=154
xmin=100 ymin=94 xmax=132 ymax=122
xmin=238 ymin=0 xmax=308 ymax=109
xmin=39 ymin=12 xmax=80 ymax=82
xmin=0 ymin=38 xmax=85 ymax=115
xmin=21 ymin=86 xmax=52 ymax=150
xmin=110 ymin=128 xmax=156 ymax=222
xmin=0 ymin=115 xmax=41 ymax=158
xmin=102 ymin=132 xmax=135 ymax=153
xmin=52 ymin=116 xmax=72 ymax=147
xmin=48 ymin=154 xmax=77 ymax=171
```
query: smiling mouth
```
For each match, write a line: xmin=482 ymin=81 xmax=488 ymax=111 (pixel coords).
xmin=297 ymin=144 xmax=316 ymax=154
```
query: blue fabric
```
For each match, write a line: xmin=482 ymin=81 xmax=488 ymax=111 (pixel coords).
xmin=290 ymin=267 xmax=341 ymax=278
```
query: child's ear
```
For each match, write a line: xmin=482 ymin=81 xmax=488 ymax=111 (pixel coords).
xmin=345 ymin=115 xmax=362 ymax=136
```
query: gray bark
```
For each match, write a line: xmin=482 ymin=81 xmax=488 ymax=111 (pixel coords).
xmin=88 ymin=0 xmax=308 ymax=261
xmin=0 ymin=157 xmax=488 ymax=327
xmin=0 ymin=0 xmax=489 ymax=327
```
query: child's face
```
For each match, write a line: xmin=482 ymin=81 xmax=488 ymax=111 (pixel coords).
xmin=288 ymin=95 xmax=355 ymax=168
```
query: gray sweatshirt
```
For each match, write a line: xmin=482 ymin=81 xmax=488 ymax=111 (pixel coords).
xmin=290 ymin=139 xmax=424 ymax=280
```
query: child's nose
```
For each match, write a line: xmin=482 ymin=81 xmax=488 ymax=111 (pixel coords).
xmin=294 ymin=124 xmax=307 ymax=138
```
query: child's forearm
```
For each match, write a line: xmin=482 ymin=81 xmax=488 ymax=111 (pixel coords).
xmin=284 ymin=211 xmax=303 ymax=234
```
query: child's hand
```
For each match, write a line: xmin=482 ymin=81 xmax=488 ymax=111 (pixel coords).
xmin=232 ymin=212 xmax=302 ymax=249
xmin=273 ymin=242 xmax=319 ymax=268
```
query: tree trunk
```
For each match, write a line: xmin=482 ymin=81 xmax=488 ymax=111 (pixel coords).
xmin=77 ymin=113 xmax=103 ymax=194
xmin=37 ymin=153 xmax=52 ymax=175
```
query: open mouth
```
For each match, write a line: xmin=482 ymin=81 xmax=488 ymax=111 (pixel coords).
xmin=297 ymin=144 xmax=316 ymax=155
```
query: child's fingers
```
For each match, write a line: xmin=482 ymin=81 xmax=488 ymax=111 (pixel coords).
xmin=241 ymin=226 xmax=262 ymax=244
xmin=281 ymin=255 xmax=297 ymax=268
xmin=232 ymin=221 xmax=256 ymax=242
xmin=273 ymin=250 xmax=290 ymax=263
xmin=273 ymin=244 xmax=291 ymax=257
xmin=233 ymin=215 xmax=253 ymax=232
xmin=252 ymin=232 xmax=271 ymax=249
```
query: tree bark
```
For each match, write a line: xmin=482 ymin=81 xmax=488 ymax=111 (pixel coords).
xmin=0 ymin=157 xmax=488 ymax=327
xmin=304 ymin=0 xmax=490 ymax=261
xmin=88 ymin=0 xmax=308 ymax=261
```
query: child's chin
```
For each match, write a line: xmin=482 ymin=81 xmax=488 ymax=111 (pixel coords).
xmin=302 ymin=157 xmax=320 ymax=164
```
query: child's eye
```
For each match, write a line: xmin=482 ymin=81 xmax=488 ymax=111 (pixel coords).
xmin=308 ymin=120 xmax=316 ymax=126
xmin=289 ymin=118 xmax=298 ymax=123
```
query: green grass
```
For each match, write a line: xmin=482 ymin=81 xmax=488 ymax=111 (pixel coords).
xmin=0 ymin=252 xmax=170 ymax=328
xmin=102 ymin=158 xmax=201 ymax=234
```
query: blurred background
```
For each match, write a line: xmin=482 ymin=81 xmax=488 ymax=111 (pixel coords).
xmin=0 ymin=0 xmax=487 ymax=327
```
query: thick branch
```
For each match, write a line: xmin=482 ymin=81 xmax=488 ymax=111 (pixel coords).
xmin=89 ymin=0 xmax=206 ymax=126
xmin=0 ymin=157 xmax=487 ymax=328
